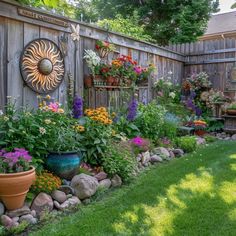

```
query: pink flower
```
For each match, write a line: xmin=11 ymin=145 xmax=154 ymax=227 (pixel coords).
xmin=134 ymin=66 xmax=142 ymax=74
xmin=48 ymin=102 xmax=59 ymax=112
xmin=131 ymin=136 xmax=144 ymax=146
xmin=157 ymin=91 xmax=163 ymax=97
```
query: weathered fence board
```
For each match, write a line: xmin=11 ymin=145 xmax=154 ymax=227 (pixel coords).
xmin=0 ymin=0 xmax=184 ymax=110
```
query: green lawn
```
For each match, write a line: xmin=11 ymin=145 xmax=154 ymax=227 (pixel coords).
xmin=31 ymin=141 xmax=236 ymax=236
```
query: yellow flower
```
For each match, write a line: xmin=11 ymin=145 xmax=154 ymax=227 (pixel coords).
xmin=58 ymin=108 xmax=64 ymax=114
xmin=46 ymin=95 xmax=51 ymax=100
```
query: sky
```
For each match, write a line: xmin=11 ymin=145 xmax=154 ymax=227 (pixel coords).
xmin=219 ymin=0 xmax=235 ymax=13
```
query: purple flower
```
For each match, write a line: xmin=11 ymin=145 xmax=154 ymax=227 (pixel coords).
xmin=195 ymin=107 xmax=202 ymax=117
xmin=190 ymin=91 xmax=196 ymax=99
xmin=131 ymin=136 xmax=144 ymax=146
xmin=73 ymin=95 xmax=83 ymax=119
xmin=127 ymin=97 xmax=138 ymax=121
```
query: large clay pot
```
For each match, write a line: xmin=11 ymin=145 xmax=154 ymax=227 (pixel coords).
xmin=0 ymin=167 xmax=35 ymax=210
xmin=46 ymin=152 xmax=81 ymax=180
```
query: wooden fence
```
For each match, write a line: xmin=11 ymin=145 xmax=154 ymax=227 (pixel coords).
xmin=166 ymin=37 xmax=236 ymax=96
xmin=0 ymin=0 xmax=185 ymax=111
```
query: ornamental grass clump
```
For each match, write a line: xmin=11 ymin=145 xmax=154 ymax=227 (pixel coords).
xmin=31 ymin=171 xmax=61 ymax=194
xmin=0 ymin=148 xmax=32 ymax=173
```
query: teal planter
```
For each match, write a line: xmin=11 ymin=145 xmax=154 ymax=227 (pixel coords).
xmin=46 ymin=152 xmax=81 ymax=180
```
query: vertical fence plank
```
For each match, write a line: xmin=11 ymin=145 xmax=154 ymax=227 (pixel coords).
xmin=0 ymin=16 xmax=6 ymax=110
xmin=7 ymin=19 xmax=24 ymax=107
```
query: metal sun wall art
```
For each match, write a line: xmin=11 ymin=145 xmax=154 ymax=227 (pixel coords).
xmin=20 ymin=39 xmax=65 ymax=94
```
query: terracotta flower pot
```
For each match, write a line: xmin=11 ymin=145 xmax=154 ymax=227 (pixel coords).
xmin=106 ymin=76 xmax=115 ymax=86
xmin=84 ymin=75 xmax=93 ymax=88
xmin=0 ymin=167 xmax=35 ymax=210
xmin=194 ymin=130 xmax=206 ymax=136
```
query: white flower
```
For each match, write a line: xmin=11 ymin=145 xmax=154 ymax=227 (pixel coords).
xmin=0 ymin=110 xmax=3 ymax=116
xmin=44 ymin=119 xmax=51 ymax=124
xmin=168 ymin=71 xmax=173 ymax=75
xmin=169 ymin=92 xmax=176 ymax=99
xmin=3 ymin=116 xmax=9 ymax=121
xmin=39 ymin=127 xmax=46 ymax=135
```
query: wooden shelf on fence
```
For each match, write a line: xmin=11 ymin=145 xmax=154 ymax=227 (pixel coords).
xmin=93 ymin=85 xmax=132 ymax=89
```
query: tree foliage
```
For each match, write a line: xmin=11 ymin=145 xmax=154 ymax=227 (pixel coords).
xmin=93 ymin=0 xmax=219 ymax=45
xmin=97 ymin=12 xmax=154 ymax=43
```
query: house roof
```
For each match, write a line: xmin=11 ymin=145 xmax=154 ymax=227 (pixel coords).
xmin=204 ymin=11 xmax=236 ymax=36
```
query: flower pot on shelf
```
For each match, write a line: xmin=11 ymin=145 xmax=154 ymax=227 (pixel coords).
xmin=106 ymin=76 xmax=115 ymax=86
xmin=93 ymin=75 xmax=105 ymax=86
xmin=0 ymin=167 xmax=35 ymax=210
xmin=46 ymin=151 xmax=81 ymax=180
xmin=113 ymin=77 xmax=120 ymax=86
xmin=226 ymin=109 xmax=236 ymax=116
xmin=84 ymin=75 xmax=93 ymax=88
xmin=194 ymin=130 xmax=206 ymax=136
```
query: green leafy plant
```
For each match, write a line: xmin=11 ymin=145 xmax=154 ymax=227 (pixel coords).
xmin=102 ymin=142 xmax=136 ymax=182
xmin=134 ymin=101 xmax=166 ymax=141
xmin=175 ymin=136 xmax=197 ymax=153
xmin=114 ymin=116 xmax=140 ymax=138
xmin=204 ymin=135 xmax=217 ymax=143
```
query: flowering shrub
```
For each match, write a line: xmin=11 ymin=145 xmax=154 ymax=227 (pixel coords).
xmin=79 ymin=110 xmax=113 ymax=166
xmin=0 ymin=98 xmax=82 ymax=168
xmin=0 ymin=148 xmax=32 ymax=173
xmin=187 ymin=72 xmax=211 ymax=91
xmin=31 ymin=171 xmax=61 ymax=194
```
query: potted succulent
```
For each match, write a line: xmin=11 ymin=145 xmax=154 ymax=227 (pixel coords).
xmin=226 ymin=103 xmax=236 ymax=115
xmin=95 ymin=40 xmax=116 ymax=58
xmin=0 ymin=148 xmax=35 ymax=210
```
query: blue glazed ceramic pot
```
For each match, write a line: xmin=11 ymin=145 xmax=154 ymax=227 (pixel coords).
xmin=46 ymin=151 xmax=81 ymax=180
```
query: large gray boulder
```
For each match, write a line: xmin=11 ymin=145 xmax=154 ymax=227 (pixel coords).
xmin=71 ymin=174 xmax=99 ymax=200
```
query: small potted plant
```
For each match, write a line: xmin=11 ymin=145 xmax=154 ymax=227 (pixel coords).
xmin=95 ymin=40 xmax=116 ymax=58
xmin=226 ymin=102 xmax=236 ymax=115
xmin=46 ymin=126 xmax=83 ymax=180
xmin=0 ymin=148 xmax=35 ymax=210
xmin=83 ymin=49 xmax=101 ymax=86
xmin=193 ymin=120 xmax=207 ymax=136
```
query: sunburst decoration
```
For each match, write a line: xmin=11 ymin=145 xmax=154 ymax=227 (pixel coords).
xmin=20 ymin=39 xmax=65 ymax=94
